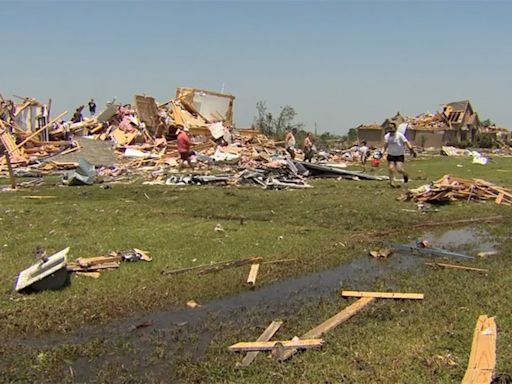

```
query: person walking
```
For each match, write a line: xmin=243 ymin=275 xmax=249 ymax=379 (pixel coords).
xmin=359 ymin=140 xmax=369 ymax=169
xmin=303 ymin=132 xmax=314 ymax=162
xmin=383 ymin=122 xmax=416 ymax=187
xmin=285 ymin=127 xmax=297 ymax=159
xmin=177 ymin=125 xmax=194 ymax=170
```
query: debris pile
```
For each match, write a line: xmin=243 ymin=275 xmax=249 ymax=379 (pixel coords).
xmin=403 ymin=175 xmax=512 ymax=206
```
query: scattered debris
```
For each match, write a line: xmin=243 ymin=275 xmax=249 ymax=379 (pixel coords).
xmin=75 ymin=271 xmax=101 ymax=279
xmin=129 ymin=320 xmax=154 ymax=332
xmin=477 ymin=251 xmax=499 ymax=258
xmin=425 ymin=262 xmax=488 ymax=273
xmin=246 ymin=264 xmax=260 ymax=287
xmin=237 ymin=320 xmax=283 ymax=368
xmin=392 ymin=243 xmax=475 ymax=260
xmin=403 ymin=175 xmax=512 ymax=206
xmin=369 ymin=248 xmax=393 ymax=259
xmin=15 ymin=247 xmax=70 ymax=292
xmin=186 ymin=300 xmax=201 ymax=309
xmin=21 ymin=196 xmax=57 ymax=200
xmin=111 ymin=248 xmax=152 ymax=262
xmin=341 ymin=291 xmax=424 ymax=300
xmin=228 ymin=338 xmax=324 ymax=352
xmin=462 ymin=315 xmax=497 ymax=384
xmin=278 ymin=297 xmax=375 ymax=361
xmin=162 ymin=256 xmax=263 ymax=276
xmin=214 ymin=223 xmax=225 ymax=233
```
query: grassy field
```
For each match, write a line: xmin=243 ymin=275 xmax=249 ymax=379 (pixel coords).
xmin=1 ymin=155 xmax=511 ymax=383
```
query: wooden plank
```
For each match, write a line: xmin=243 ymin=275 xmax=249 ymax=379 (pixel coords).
xmin=341 ymin=291 xmax=424 ymax=300
xmin=22 ymin=196 xmax=57 ymax=200
xmin=246 ymin=264 xmax=260 ymax=287
xmin=278 ymin=297 xmax=375 ymax=361
xmin=238 ymin=320 xmax=283 ymax=367
xmin=425 ymin=262 xmax=488 ymax=273
xmin=162 ymin=256 xmax=263 ymax=276
xmin=462 ymin=315 xmax=497 ymax=383
xmin=229 ymin=339 xmax=323 ymax=352
xmin=495 ymin=192 xmax=505 ymax=205
xmin=67 ymin=261 xmax=120 ymax=272
xmin=76 ymin=255 xmax=123 ymax=268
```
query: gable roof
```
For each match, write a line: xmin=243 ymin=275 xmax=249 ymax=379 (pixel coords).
xmin=445 ymin=100 xmax=470 ymax=112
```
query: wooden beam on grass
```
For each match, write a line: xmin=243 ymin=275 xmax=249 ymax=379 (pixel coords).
xmin=229 ymin=339 xmax=323 ymax=352
xmin=341 ymin=291 xmax=424 ymax=300
xmin=425 ymin=262 xmax=488 ymax=273
xmin=238 ymin=320 xmax=283 ymax=367
xmin=278 ymin=297 xmax=375 ymax=361
xmin=462 ymin=315 xmax=497 ymax=384
xmin=162 ymin=256 xmax=263 ymax=276
xmin=246 ymin=264 xmax=260 ymax=287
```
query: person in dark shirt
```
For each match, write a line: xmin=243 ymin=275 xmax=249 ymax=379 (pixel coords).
xmin=88 ymin=99 xmax=96 ymax=116
xmin=71 ymin=106 xmax=84 ymax=123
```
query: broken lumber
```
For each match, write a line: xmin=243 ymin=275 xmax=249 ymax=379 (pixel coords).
xmin=411 ymin=215 xmax=503 ymax=229
xmin=75 ymin=255 xmax=123 ymax=268
xmin=67 ymin=261 xmax=120 ymax=272
xmin=22 ymin=196 xmax=57 ymax=200
xmin=341 ymin=291 xmax=424 ymax=300
xmin=238 ymin=320 xmax=283 ymax=367
xmin=278 ymin=297 xmax=375 ymax=361
xmin=425 ymin=262 xmax=488 ymax=273
xmin=162 ymin=256 xmax=263 ymax=276
xmin=199 ymin=257 xmax=264 ymax=274
xmin=462 ymin=315 xmax=497 ymax=384
xmin=246 ymin=264 xmax=260 ymax=287
xmin=392 ymin=243 xmax=474 ymax=260
xmin=229 ymin=339 xmax=323 ymax=352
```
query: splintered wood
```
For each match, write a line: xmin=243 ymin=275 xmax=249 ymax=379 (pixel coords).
xmin=462 ymin=315 xmax=497 ymax=384
xmin=278 ymin=297 xmax=375 ymax=361
xmin=238 ymin=320 xmax=283 ymax=367
xmin=341 ymin=291 xmax=424 ymax=300
xmin=406 ymin=175 xmax=512 ymax=206
xmin=228 ymin=339 xmax=324 ymax=352
xmin=246 ymin=264 xmax=260 ymax=287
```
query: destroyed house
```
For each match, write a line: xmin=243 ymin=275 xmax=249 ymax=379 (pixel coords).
xmin=176 ymin=87 xmax=235 ymax=127
xmin=441 ymin=100 xmax=481 ymax=143
xmin=357 ymin=100 xmax=484 ymax=148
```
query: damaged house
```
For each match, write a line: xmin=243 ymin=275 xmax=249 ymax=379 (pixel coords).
xmin=357 ymin=100 xmax=486 ymax=148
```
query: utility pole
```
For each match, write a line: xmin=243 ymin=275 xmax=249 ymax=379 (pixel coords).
xmin=314 ymin=122 xmax=318 ymax=136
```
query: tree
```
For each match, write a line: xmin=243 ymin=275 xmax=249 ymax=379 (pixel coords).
xmin=347 ymin=128 xmax=358 ymax=143
xmin=253 ymin=102 xmax=303 ymax=138
xmin=481 ymin=118 xmax=493 ymax=127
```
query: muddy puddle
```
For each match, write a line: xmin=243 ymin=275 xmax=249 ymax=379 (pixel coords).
xmin=14 ymin=226 xmax=498 ymax=381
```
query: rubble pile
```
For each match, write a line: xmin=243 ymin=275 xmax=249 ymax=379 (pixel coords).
xmin=1 ymin=88 xmax=384 ymax=190
xmin=403 ymin=175 xmax=512 ymax=206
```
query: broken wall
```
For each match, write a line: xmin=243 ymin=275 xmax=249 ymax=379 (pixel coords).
xmin=176 ymin=87 xmax=235 ymax=126
xmin=357 ymin=128 xmax=383 ymax=147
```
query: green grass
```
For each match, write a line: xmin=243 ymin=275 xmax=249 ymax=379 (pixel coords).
xmin=1 ymin=156 xmax=511 ymax=383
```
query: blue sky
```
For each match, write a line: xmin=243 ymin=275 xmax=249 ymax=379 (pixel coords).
xmin=2 ymin=1 xmax=511 ymax=134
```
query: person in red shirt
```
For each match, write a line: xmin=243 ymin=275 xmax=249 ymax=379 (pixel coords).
xmin=177 ymin=126 xmax=193 ymax=170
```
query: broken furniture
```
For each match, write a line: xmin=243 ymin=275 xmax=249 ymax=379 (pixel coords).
xmin=15 ymin=247 xmax=70 ymax=292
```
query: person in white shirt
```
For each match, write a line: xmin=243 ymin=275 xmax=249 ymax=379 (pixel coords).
xmin=383 ymin=122 xmax=416 ymax=187
xmin=359 ymin=140 xmax=369 ymax=168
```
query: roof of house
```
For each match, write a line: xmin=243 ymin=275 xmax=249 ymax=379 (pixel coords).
xmin=445 ymin=100 xmax=470 ymax=111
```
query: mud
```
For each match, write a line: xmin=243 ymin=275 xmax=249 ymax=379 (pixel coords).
xmin=12 ymin=226 xmax=498 ymax=382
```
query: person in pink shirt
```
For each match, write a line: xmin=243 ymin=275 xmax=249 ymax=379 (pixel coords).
xmin=177 ymin=125 xmax=193 ymax=170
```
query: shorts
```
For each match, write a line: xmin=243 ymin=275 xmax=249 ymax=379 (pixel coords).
xmin=179 ymin=152 xmax=190 ymax=161
xmin=387 ymin=154 xmax=405 ymax=163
